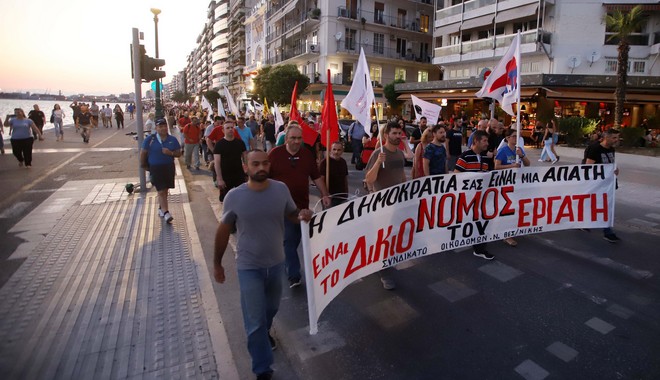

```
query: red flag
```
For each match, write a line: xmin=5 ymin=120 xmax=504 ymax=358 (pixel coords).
xmin=320 ymin=70 xmax=339 ymax=148
xmin=290 ymin=81 xmax=319 ymax=146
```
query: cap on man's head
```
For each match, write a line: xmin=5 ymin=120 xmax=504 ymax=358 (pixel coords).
xmin=156 ymin=118 xmax=167 ymax=125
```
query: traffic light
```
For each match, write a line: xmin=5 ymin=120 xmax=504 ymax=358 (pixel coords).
xmin=139 ymin=45 xmax=166 ymax=82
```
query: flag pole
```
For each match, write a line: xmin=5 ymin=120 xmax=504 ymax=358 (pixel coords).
xmin=326 ymin=127 xmax=330 ymax=191
xmin=515 ymin=30 xmax=522 ymax=165
xmin=373 ymin=98 xmax=385 ymax=168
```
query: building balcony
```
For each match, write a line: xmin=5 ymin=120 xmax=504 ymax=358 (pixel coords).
xmin=264 ymin=42 xmax=320 ymax=66
xmin=359 ymin=9 xmax=432 ymax=34
xmin=433 ymin=29 xmax=544 ymax=64
xmin=336 ymin=40 xmax=431 ymax=63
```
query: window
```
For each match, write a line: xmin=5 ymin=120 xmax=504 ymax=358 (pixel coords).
xmin=606 ymin=60 xmax=617 ymax=73
xmin=345 ymin=28 xmax=357 ymax=50
xmin=605 ymin=13 xmax=648 ymax=45
xmin=513 ymin=20 xmax=538 ymax=32
xmin=451 ymin=0 xmax=461 ymax=5
xmin=374 ymin=2 xmax=385 ymax=24
xmin=373 ymin=33 xmax=384 ymax=54
xmin=395 ymin=67 xmax=407 ymax=81
xmin=312 ymin=31 xmax=318 ymax=44
xmin=632 ymin=61 xmax=645 ymax=73
xmin=478 ymin=30 xmax=489 ymax=40
xmin=495 ymin=26 xmax=505 ymax=35
xmin=419 ymin=42 xmax=429 ymax=62
xmin=418 ymin=70 xmax=429 ymax=82
xmin=342 ymin=62 xmax=353 ymax=83
xmin=370 ymin=66 xmax=382 ymax=84
xmin=397 ymin=9 xmax=407 ymax=28
xmin=450 ymin=35 xmax=461 ymax=45
xmin=396 ymin=38 xmax=407 ymax=57
xmin=420 ymin=15 xmax=430 ymax=33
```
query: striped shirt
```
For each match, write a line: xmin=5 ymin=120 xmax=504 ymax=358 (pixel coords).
xmin=455 ymin=149 xmax=488 ymax=172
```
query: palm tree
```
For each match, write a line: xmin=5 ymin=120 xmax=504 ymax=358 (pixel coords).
xmin=604 ymin=5 xmax=645 ymax=128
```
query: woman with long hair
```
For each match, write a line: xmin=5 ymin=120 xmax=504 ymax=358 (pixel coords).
xmin=114 ymin=105 xmax=125 ymax=129
xmin=539 ymin=121 xmax=558 ymax=164
xmin=413 ymin=127 xmax=434 ymax=179
xmin=4 ymin=108 xmax=43 ymax=167
xmin=52 ymin=104 xmax=65 ymax=141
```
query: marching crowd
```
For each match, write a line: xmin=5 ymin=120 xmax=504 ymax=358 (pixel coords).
xmin=136 ymin=104 xmax=623 ymax=380
xmin=1 ymin=100 xmax=623 ymax=380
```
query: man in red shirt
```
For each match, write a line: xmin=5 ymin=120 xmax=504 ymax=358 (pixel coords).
xmin=181 ymin=117 xmax=203 ymax=170
xmin=268 ymin=123 xmax=331 ymax=288
xmin=177 ymin=112 xmax=191 ymax=130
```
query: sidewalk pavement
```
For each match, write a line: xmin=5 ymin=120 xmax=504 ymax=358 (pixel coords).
xmin=0 ymin=135 xmax=239 ymax=379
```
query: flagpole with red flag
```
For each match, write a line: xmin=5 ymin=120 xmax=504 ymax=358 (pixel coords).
xmin=290 ymin=81 xmax=320 ymax=146
xmin=321 ymin=69 xmax=339 ymax=190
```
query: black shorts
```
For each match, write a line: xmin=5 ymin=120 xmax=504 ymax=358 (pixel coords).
xmin=149 ymin=163 xmax=176 ymax=191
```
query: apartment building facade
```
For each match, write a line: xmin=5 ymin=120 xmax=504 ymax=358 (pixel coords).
xmin=394 ymin=0 xmax=659 ymax=127
xmin=244 ymin=0 xmax=441 ymax=116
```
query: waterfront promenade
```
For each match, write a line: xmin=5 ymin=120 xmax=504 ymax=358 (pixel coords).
xmin=0 ymin=120 xmax=239 ymax=380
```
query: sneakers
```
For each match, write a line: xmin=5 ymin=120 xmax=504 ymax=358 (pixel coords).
xmin=289 ymin=278 xmax=302 ymax=288
xmin=158 ymin=207 xmax=165 ymax=218
xmin=163 ymin=211 xmax=173 ymax=224
xmin=256 ymin=372 xmax=273 ymax=380
xmin=551 ymin=158 xmax=558 ymax=164
xmin=380 ymin=277 xmax=396 ymax=290
xmin=268 ymin=331 xmax=277 ymax=351
xmin=473 ymin=251 xmax=495 ymax=260
xmin=603 ymin=234 xmax=620 ymax=243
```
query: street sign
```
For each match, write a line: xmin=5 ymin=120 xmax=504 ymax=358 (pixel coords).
xmin=151 ymin=81 xmax=163 ymax=92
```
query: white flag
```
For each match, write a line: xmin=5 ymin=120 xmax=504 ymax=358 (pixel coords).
xmin=272 ymin=102 xmax=284 ymax=130
xmin=217 ymin=98 xmax=226 ymax=117
xmin=411 ymin=95 xmax=442 ymax=126
xmin=340 ymin=47 xmax=375 ymax=137
xmin=223 ymin=86 xmax=240 ymax=116
xmin=475 ymin=33 xmax=521 ymax=116
xmin=253 ymin=100 xmax=264 ymax=112
xmin=201 ymin=96 xmax=212 ymax=112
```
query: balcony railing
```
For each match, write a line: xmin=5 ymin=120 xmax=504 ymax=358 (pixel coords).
xmin=436 ymin=0 xmax=497 ymax=20
xmin=359 ymin=9 xmax=431 ymax=34
xmin=337 ymin=6 xmax=359 ymax=20
xmin=434 ymin=29 xmax=544 ymax=57
xmin=336 ymin=40 xmax=431 ymax=62
xmin=264 ymin=42 xmax=320 ymax=65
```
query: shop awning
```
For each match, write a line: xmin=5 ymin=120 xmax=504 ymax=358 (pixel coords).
xmin=461 ymin=14 xmax=494 ymax=31
xmin=495 ymin=3 xmax=539 ymax=23
xmin=604 ymin=3 xmax=660 ymax=12
xmin=397 ymin=88 xmax=538 ymax=101
xmin=546 ymin=90 xmax=660 ymax=103
xmin=436 ymin=21 xmax=461 ymax=35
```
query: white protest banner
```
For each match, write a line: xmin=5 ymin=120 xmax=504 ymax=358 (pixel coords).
xmin=301 ymin=164 xmax=616 ymax=334
xmin=411 ymin=95 xmax=442 ymax=125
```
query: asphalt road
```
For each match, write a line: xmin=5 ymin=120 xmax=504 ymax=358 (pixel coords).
xmin=2 ymin=126 xmax=659 ymax=379
xmin=186 ymin=144 xmax=660 ymax=380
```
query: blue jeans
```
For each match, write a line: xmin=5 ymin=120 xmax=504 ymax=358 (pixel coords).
xmin=237 ymin=263 xmax=284 ymax=375
xmin=284 ymin=219 xmax=302 ymax=282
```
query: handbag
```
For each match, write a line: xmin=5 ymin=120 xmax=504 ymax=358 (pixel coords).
xmin=50 ymin=111 xmax=55 ymax=123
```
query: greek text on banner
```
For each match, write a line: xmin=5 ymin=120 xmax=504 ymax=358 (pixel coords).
xmin=300 ymin=164 xmax=616 ymax=334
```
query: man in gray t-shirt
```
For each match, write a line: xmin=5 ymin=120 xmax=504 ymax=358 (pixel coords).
xmin=213 ymin=150 xmax=313 ymax=379
xmin=364 ymin=121 xmax=407 ymax=290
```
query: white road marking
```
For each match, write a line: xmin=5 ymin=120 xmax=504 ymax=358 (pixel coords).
xmin=546 ymin=341 xmax=579 ymax=362
xmin=80 ymin=166 xmax=104 ymax=170
xmin=514 ymin=359 xmax=549 ymax=380
xmin=585 ymin=317 xmax=615 ymax=334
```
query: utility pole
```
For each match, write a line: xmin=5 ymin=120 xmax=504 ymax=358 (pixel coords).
xmin=132 ymin=28 xmax=147 ymax=191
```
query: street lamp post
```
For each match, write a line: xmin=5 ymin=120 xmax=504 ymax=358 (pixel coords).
xmin=151 ymin=8 xmax=164 ymax=120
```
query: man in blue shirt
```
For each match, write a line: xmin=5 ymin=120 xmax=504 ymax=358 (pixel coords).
xmin=347 ymin=120 xmax=367 ymax=168
xmin=235 ymin=116 xmax=255 ymax=150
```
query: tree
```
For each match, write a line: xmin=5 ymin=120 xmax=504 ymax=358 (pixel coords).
xmin=253 ymin=64 xmax=309 ymax=105
xmin=384 ymin=79 xmax=405 ymax=115
xmin=203 ymin=90 xmax=221 ymax=106
xmin=604 ymin=5 xmax=645 ymax=127
xmin=171 ymin=91 xmax=191 ymax=103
